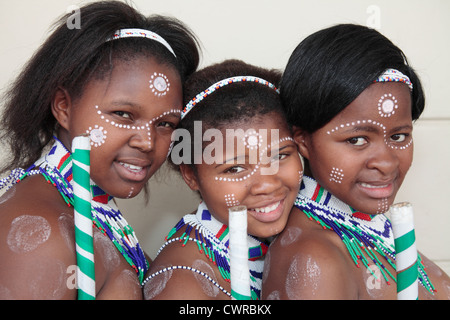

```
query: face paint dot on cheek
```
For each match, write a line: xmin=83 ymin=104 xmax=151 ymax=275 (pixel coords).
xmin=86 ymin=125 xmax=107 ymax=147
xmin=329 ymin=167 xmax=344 ymax=184
xmin=224 ymin=194 xmax=240 ymax=207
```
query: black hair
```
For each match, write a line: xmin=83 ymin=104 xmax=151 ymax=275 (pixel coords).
xmin=172 ymin=59 xmax=285 ymax=166
xmin=280 ymin=24 xmax=425 ymax=133
xmin=1 ymin=1 xmax=200 ymax=172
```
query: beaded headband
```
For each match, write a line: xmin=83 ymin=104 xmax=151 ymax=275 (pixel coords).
xmin=107 ymin=28 xmax=176 ymax=58
xmin=374 ymin=68 xmax=413 ymax=91
xmin=181 ymin=76 xmax=280 ymax=119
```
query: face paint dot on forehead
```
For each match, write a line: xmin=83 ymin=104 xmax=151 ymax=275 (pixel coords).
xmin=378 ymin=93 xmax=398 ymax=118
xmin=149 ymin=72 xmax=170 ymax=97
xmin=243 ymin=130 xmax=262 ymax=150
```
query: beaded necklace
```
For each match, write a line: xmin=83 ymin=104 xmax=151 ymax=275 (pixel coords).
xmin=0 ymin=138 xmax=149 ymax=285
xmin=295 ymin=176 xmax=435 ymax=294
xmin=154 ymin=202 xmax=268 ymax=299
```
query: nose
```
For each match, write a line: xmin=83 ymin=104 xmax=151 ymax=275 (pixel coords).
xmin=249 ymin=168 xmax=284 ymax=196
xmin=128 ymin=125 xmax=153 ymax=152
xmin=366 ymin=142 xmax=400 ymax=176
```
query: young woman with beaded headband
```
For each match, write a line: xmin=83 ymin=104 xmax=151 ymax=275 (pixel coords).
xmin=143 ymin=59 xmax=303 ymax=300
xmin=262 ymin=24 xmax=450 ymax=300
xmin=0 ymin=1 xmax=199 ymax=299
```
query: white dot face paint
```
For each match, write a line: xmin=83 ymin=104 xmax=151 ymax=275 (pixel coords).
xmin=376 ymin=198 xmax=389 ymax=214
xmin=92 ymin=105 xmax=181 ymax=150
xmin=86 ymin=125 xmax=107 ymax=147
xmin=329 ymin=167 xmax=344 ymax=184
xmin=149 ymin=72 xmax=170 ymax=97
xmin=243 ymin=130 xmax=262 ymax=150
xmin=191 ymin=259 xmax=220 ymax=298
xmin=7 ymin=215 xmax=51 ymax=253
xmin=224 ymin=194 xmax=240 ymax=207
xmin=214 ymin=135 xmax=295 ymax=183
xmin=378 ymin=93 xmax=398 ymax=117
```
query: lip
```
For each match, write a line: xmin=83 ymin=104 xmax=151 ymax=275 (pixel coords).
xmin=113 ymin=159 xmax=151 ymax=182
xmin=247 ymin=199 xmax=285 ymax=223
xmin=357 ymin=180 xmax=395 ymax=199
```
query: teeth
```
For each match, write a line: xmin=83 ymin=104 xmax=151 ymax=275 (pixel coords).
xmin=119 ymin=162 xmax=143 ymax=172
xmin=253 ymin=201 xmax=280 ymax=213
xmin=360 ymin=183 xmax=388 ymax=189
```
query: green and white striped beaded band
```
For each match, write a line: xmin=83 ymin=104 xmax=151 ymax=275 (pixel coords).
xmin=390 ymin=202 xmax=418 ymax=300
xmin=72 ymin=135 xmax=96 ymax=300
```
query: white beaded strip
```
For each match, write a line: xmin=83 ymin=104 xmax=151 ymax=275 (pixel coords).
xmin=142 ymin=265 xmax=231 ymax=297
xmin=181 ymin=76 xmax=280 ymax=119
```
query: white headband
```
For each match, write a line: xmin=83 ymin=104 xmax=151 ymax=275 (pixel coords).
xmin=374 ymin=68 xmax=413 ymax=91
xmin=181 ymin=76 xmax=280 ymax=120
xmin=107 ymin=28 xmax=176 ymax=58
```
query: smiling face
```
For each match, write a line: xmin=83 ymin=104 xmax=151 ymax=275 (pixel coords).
xmin=181 ymin=112 xmax=303 ymax=238
xmin=297 ymin=82 xmax=413 ymax=214
xmin=57 ymin=57 xmax=182 ymax=198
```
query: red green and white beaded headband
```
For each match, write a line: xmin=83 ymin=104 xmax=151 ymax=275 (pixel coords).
xmin=181 ymin=76 xmax=280 ymax=120
xmin=374 ymin=68 xmax=413 ymax=91
xmin=107 ymin=28 xmax=176 ymax=58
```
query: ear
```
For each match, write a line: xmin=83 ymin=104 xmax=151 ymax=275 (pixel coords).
xmin=179 ymin=164 xmax=200 ymax=191
xmin=51 ymin=87 xmax=72 ymax=131
xmin=292 ymin=125 xmax=311 ymax=160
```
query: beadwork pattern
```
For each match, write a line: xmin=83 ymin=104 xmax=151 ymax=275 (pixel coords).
xmin=144 ymin=202 xmax=268 ymax=300
xmin=295 ymin=176 xmax=436 ymax=294
xmin=0 ymin=138 xmax=149 ymax=285
xmin=181 ymin=76 xmax=280 ymax=119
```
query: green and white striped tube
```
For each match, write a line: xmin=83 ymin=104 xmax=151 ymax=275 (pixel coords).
xmin=228 ymin=205 xmax=251 ymax=300
xmin=390 ymin=202 xmax=418 ymax=300
xmin=72 ymin=135 xmax=95 ymax=300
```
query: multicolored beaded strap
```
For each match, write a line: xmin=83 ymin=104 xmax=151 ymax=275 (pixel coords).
xmin=295 ymin=176 xmax=436 ymax=294
xmin=3 ymin=138 xmax=149 ymax=287
xmin=374 ymin=68 xmax=413 ymax=91
xmin=181 ymin=76 xmax=280 ymax=119
xmin=154 ymin=203 xmax=267 ymax=300
xmin=107 ymin=28 xmax=176 ymax=58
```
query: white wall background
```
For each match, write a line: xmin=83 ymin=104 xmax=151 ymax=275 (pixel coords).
xmin=1 ymin=0 xmax=449 ymax=275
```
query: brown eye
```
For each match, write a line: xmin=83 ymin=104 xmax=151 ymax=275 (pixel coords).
xmin=347 ymin=137 xmax=367 ymax=146
xmin=391 ymin=134 xmax=407 ymax=142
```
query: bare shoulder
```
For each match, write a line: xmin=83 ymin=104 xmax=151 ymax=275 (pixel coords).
xmin=418 ymin=252 xmax=450 ymax=300
xmin=262 ymin=207 xmax=358 ymax=299
xmin=144 ymin=227 xmax=230 ymax=300
xmin=0 ymin=176 xmax=77 ymax=299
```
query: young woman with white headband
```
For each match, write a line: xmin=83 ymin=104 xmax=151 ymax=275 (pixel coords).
xmin=0 ymin=1 xmax=199 ymax=299
xmin=262 ymin=24 xmax=450 ymax=300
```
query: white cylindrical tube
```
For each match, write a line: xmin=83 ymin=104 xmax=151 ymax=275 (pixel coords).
xmin=228 ymin=205 xmax=251 ymax=300
xmin=390 ymin=202 xmax=418 ymax=300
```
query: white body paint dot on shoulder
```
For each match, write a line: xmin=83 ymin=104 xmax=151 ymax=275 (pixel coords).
xmin=7 ymin=215 xmax=51 ymax=253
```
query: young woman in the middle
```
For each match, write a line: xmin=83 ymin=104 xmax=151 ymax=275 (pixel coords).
xmin=143 ymin=59 xmax=303 ymax=300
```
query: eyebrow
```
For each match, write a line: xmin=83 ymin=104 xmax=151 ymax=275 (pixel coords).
xmin=110 ymin=100 xmax=142 ymax=109
xmin=220 ymin=144 xmax=293 ymax=166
